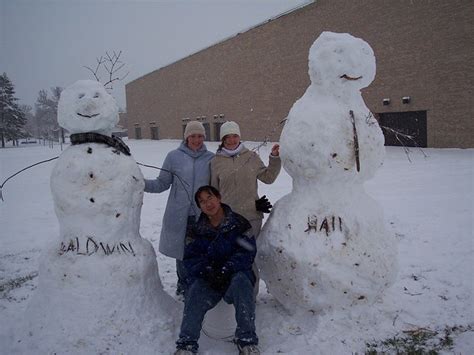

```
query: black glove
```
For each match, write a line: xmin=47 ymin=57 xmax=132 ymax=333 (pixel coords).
xmin=255 ymin=195 xmax=272 ymax=213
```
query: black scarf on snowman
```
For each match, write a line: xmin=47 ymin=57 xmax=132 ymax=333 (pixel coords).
xmin=70 ymin=132 xmax=131 ymax=156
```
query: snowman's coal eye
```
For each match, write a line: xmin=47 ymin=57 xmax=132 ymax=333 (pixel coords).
xmin=78 ymin=93 xmax=85 ymax=99
xmin=93 ymin=92 xmax=100 ymax=98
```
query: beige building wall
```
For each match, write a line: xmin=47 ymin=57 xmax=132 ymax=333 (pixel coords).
xmin=126 ymin=0 xmax=473 ymax=148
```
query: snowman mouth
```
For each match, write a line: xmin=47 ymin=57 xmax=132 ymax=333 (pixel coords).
xmin=77 ymin=113 xmax=100 ymax=118
xmin=340 ymin=74 xmax=363 ymax=81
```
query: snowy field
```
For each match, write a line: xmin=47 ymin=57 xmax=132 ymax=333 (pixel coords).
xmin=1 ymin=139 xmax=473 ymax=354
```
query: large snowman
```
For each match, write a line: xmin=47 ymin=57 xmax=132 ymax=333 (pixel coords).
xmin=258 ymin=32 xmax=397 ymax=313
xmin=23 ymin=80 xmax=176 ymax=353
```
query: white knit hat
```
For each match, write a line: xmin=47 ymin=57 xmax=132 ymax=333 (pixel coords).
xmin=220 ymin=121 xmax=241 ymax=140
xmin=184 ymin=121 xmax=206 ymax=140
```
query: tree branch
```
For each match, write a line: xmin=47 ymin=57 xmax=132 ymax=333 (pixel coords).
xmin=380 ymin=125 xmax=428 ymax=162
xmin=84 ymin=51 xmax=129 ymax=90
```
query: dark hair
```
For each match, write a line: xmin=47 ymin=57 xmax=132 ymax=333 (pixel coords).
xmin=217 ymin=137 xmax=226 ymax=151
xmin=218 ymin=137 xmax=243 ymax=151
xmin=195 ymin=185 xmax=221 ymax=207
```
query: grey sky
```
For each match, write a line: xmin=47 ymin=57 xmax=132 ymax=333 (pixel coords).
xmin=1 ymin=0 xmax=310 ymax=110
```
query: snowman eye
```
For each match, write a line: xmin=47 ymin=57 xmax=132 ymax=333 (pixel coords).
xmin=78 ymin=93 xmax=85 ymax=99
xmin=93 ymin=92 xmax=100 ymax=98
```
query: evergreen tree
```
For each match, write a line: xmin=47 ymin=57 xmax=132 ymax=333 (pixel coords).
xmin=35 ymin=86 xmax=63 ymax=142
xmin=0 ymin=73 xmax=27 ymax=147
xmin=20 ymin=104 xmax=37 ymax=138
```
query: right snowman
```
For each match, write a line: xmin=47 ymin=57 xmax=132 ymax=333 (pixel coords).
xmin=258 ymin=32 xmax=397 ymax=313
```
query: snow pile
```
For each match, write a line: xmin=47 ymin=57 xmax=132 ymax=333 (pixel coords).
xmin=19 ymin=81 xmax=177 ymax=354
xmin=1 ymin=141 xmax=472 ymax=354
xmin=258 ymin=32 xmax=397 ymax=313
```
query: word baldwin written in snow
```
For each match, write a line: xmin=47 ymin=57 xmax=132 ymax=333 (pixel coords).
xmin=59 ymin=237 xmax=136 ymax=256
xmin=304 ymin=215 xmax=343 ymax=236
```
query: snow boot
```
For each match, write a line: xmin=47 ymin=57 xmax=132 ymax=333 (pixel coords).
xmin=237 ymin=344 xmax=260 ymax=355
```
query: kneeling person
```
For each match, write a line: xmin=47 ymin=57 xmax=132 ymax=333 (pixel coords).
xmin=175 ymin=185 xmax=259 ymax=355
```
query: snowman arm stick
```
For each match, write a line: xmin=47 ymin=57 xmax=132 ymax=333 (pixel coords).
xmin=380 ymin=125 xmax=428 ymax=161
xmin=349 ymin=110 xmax=361 ymax=172
xmin=0 ymin=156 xmax=59 ymax=201
xmin=250 ymin=118 xmax=287 ymax=154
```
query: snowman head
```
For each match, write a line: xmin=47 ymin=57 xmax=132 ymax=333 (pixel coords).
xmin=57 ymin=80 xmax=119 ymax=135
xmin=308 ymin=32 xmax=376 ymax=91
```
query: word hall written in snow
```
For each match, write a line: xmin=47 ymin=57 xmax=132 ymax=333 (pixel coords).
xmin=59 ymin=237 xmax=136 ymax=256
xmin=304 ymin=215 xmax=343 ymax=236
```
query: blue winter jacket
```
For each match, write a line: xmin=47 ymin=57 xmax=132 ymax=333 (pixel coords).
xmin=184 ymin=204 xmax=257 ymax=287
xmin=144 ymin=142 xmax=214 ymax=259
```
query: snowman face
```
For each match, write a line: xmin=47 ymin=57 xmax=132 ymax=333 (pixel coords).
xmin=309 ymin=32 xmax=376 ymax=90
xmin=57 ymin=80 xmax=119 ymax=135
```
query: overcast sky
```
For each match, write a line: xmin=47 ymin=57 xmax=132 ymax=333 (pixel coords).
xmin=1 ymin=0 xmax=311 ymax=110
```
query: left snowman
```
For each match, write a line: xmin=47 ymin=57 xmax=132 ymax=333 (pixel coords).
xmin=23 ymin=80 xmax=176 ymax=354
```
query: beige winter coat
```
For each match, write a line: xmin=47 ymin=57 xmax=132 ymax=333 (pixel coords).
xmin=210 ymin=146 xmax=281 ymax=222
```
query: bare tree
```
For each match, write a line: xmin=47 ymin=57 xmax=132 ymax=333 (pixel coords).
xmin=84 ymin=50 xmax=129 ymax=90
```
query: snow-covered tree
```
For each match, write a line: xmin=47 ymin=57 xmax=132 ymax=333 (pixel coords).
xmin=34 ymin=86 xmax=64 ymax=142
xmin=0 ymin=73 xmax=27 ymax=147
xmin=20 ymin=104 xmax=37 ymax=138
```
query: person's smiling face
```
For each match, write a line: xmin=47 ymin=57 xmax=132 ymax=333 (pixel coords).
xmin=187 ymin=134 xmax=205 ymax=151
xmin=197 ymin=191 xmax=222 ymax=218
xmin=223 ymin=134 xmax=240 ymax=150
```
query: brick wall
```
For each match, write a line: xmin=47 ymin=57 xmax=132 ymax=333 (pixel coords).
xmin=126 ymin=0 xmax=473 ymax=148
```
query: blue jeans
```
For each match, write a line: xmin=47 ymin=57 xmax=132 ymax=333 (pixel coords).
xmin=176 ymin=272 xmax=258 ymax=352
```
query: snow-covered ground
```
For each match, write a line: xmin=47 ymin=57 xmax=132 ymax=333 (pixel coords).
xmin=1 ymin=139 xmax=473 ymax=354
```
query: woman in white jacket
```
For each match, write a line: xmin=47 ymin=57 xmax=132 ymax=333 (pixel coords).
xmin=144 ymin=121 xmax=214 ymax=295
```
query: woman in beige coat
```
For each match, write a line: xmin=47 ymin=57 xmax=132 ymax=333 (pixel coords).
xmin=210 ymin=121 xmax=281 ymax=238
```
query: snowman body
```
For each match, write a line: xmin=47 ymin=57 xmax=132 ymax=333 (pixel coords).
xmin=25 ymin=81 xmax=176 ymax=353
xmin=258 ymin=32 xmax=397 ymax=313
